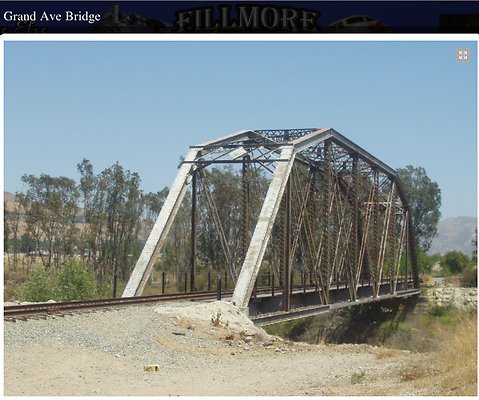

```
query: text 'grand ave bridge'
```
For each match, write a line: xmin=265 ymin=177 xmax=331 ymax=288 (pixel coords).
xmin=122 ymin=128 xmax=420 ymax=323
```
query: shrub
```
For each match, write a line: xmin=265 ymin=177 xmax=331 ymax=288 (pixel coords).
xmin=461 ymin=268 xmax=477 ymax=288
xmin=378 ymin=320 xmax=411 ymax=343
xmin=420 ymin=274 xmax=435 ymax=286
xmin=96 ymin=274 xmax=113 ymax=298
xmin=417 ymin=250 xmax=437 ymax=274
xmin=428 ymin=304 xmax=452 ymax=317
xmin=351 ymin=370 xmax=366 ymax=384
xmin=420 ymin=304 xmax=455 ymax=325
xmin=17 ymin=266 xmax=55 ymax=302
xmin=193 ymin=272 xmax=210 ymax=291
xmin=440 ymin=251 xmax=471 ymax=275
xmin=378 ymin=320 xmax=396 ymax=340
xmin=54 ymin=260 xmax=97 ymax=301
xmin=263 ymin=316 xmax=315 ymax=341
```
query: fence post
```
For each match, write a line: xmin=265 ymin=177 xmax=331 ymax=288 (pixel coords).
xmin=216 ymin=275 xmax=222 ymax=301
xmin=290 ymin=270 xmax=294 ymax=295
xmin=272 ymin=272 xmax=275 ymax=297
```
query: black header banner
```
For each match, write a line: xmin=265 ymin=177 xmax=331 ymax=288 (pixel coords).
xmin=1 ymin=1 xmax=479 ymax=34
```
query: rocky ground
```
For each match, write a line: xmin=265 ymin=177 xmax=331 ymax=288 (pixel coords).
xmin=423 ymin=285 xmax=477 ymax=310
xmin=3 ymin=300 xmax=456 ymax=396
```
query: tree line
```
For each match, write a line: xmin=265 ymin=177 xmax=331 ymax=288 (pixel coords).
xmin=4 ymin=159 xmax=267 ymax=293
xmin=7 ymin=160 xmax=474 ymax=299
xmin=5 ymin=160 xmax=157 ymax=285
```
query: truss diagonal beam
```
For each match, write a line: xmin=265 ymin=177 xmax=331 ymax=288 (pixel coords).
xmin=122 ymin=148 xmax=199 ymax=297
xmin=199 ymin=169 xmax=236 ymax=281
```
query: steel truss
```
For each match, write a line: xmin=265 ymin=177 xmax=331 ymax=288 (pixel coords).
xmin=122 ymin=128 xmax=419 ymax=312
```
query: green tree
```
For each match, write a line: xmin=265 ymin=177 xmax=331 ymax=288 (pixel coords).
xmin=100 ymin=163 xmax=143 ymax=287
xmin=142 ymin=188 xmax=169 ymax=233
xmin=77 ymin=158 xmax=99 ymax=264
xmin=416 ymin=250 xmax=438 ymax=274
xmin=4 ymin=195 xmax=25 ymax=271
xmin=4 ymin=201 xmax=10 ymax=253
xmin=19 ymin=174 xmax=79 ymax=268
xmin=77 ymin=159 xmax=144 ymax=294
xmin=198 ymin=166 xmax=242 ymax=273
xmin=161 ymin=188 xmax=191 ymax=283
xmin=396 ymin=165 xmax=441 ymax=252
xmin=472 ymin=228 xmax=477 ymax=261
xmin=440 ymin=250 xmax=471 ymax=274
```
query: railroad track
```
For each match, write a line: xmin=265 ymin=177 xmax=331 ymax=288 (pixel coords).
xmin=4 ymin=283 xmax=416 ymax=322
xmin=3 ymin=286 xmax=276 ymax=322
xmin=1 ymin=282 xmax=350 ymax=322
xmin=4 ymin=290 xmax=231 ymax=321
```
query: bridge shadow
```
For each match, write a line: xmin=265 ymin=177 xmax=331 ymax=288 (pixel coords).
xmin=264 ymin=296 xmax=420 ymax=346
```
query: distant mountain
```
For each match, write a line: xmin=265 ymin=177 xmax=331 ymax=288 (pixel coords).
xmin=3 ymin=191 xmax=85 ymax=232
xmin=428 ymin=216 xmax=477 ymax=257
xmin=4 ymin=191 xmax=15 ymax=210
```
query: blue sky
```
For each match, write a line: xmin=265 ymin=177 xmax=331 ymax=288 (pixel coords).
xmin=4 ymin=39 xmax=477 ymax=219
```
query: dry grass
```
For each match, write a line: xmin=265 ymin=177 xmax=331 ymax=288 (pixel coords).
xmin=413 ymin=314 xmax=477 ymax=395
xmin=434 ymin=315 xmax=477 ymax=395
xmin=444 ymin=275 xmax=461 ymax=287
xmin=3 ymin=286 xmax=17 ymax=302
xmin=375 ymin=348 xmax=401 ymax=360
xmin=399 ymin=365 xmax=439 ymax=381
xmin=420 ymin=274 xmax=435 ymax=287
xmin=4 ymin=256 xmax=33 ymax=301
xmin=211 ymin=311 xmax=228 ymax=328
xmin=176 ymin=317 xmax=195 ymax=330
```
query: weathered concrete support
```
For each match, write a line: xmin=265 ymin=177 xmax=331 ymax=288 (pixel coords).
xmin=231 ymin=146 xmax=295 ymax=309
xmin=282 ymin=176 xmax=292 ymax=311
xmin=122 ymin=148 xmax=199 ymax=297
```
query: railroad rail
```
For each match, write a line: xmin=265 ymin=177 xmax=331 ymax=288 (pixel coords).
xmin=4 ymin=290 xmax=226 ymax=321
xmin=3 ymin=286 xmax=277 ymax=321
xmin=3 ymin=283 xmax=321 ymax=322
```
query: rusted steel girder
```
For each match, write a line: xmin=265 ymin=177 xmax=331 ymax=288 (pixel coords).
xmin=122 ymin=128 xmax=420 ymax=310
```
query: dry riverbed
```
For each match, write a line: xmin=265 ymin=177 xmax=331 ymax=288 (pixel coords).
xmin=3 ymin=300 xmax=463 ymax=396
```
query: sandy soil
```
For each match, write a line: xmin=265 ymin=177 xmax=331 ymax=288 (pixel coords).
xmin=3 ymin=300 xmax=445 ymax=396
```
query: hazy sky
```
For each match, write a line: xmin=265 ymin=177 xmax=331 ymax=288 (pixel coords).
xmin=4 ymin=38 xmax=477 ymax=219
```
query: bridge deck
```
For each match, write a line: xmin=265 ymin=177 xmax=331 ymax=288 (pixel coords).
xmin=251 ymin=288 xmax=421 ymax=326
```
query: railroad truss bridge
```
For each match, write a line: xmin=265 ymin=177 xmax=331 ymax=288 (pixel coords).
xmin=123 ymin=128 xmax=420 ymax=324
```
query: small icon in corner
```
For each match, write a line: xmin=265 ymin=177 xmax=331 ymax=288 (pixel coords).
xmin=456 ymin=48 xmax=470 ymax=63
